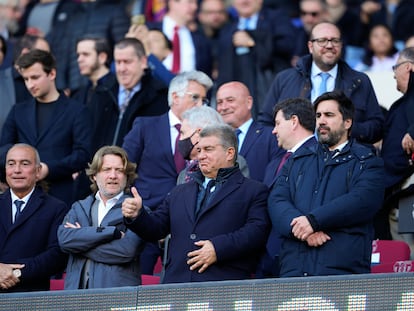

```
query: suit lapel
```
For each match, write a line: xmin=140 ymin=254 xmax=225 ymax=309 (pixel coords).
xmin=197 ymin=172 xmax=243 ymax=218
xmin=11 ymin=188 xmax=44 ymax=230
xmin=184 ymin=183 xmax=199 ymax=222
xmin=240 ymin=122 xmax=261 ymax=155
xmin=160 ymin=113 xmax=177 ymax=171
xmin=0 ymin=192 xmax=13 ymax=233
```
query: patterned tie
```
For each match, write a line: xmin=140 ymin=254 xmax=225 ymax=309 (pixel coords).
xmin=174 ymin=124 xmax=186 ymax=173
xmin=120 ymin=89 xmax=131 ymax=115
xmin=319 ymin=72 xmax=330 ymax=96
xmin=195 ymin=179 xmax=216 ymax=217
xmin=14 ymin=200 xmax=24 ymax=222
xmin=172 ymin=26 xmax=180 ymax=74
xmin=276 ymin=152 xmax=292 ymax=175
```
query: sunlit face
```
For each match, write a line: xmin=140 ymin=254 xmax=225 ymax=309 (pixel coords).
xmin=6 ymin=146 xmax=41 ymax=198
xmin=233 ymin=0 xmax=262 ymax=17
xmin=316 ymin=99 xmax=351 ymax=149
xmin=197 ymin=135 xmax=235 ymax=178
xmin=216 ymin=83 xmax=252 ymax=128
xmin=272 ymin=110 xmax=294 ymax=150
xmin=171 ymin=81 xmax=207 ymax=119
xmin=77 ymin=40 xmax=101 ymax=77
xmin=169 ymin=0 xmax=198 ymax=24
xmin=308 ymin=23 xmax=342 ymax=71
xmin=93 ymin=154 xmax=127 ymax=202
xmin=114 ymin=46 xmax=147 ymax=89
xmin=20 ymin=62 xmax=56 ymax=102
xmin=369 ymin=25 xmax=393 ymax=57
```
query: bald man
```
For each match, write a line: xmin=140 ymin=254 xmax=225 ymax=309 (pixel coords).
xmin=216 ymin=81 xmax=283 ymax=182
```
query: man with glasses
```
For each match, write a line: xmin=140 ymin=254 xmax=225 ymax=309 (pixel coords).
xmin=379 ymin=47 xmax=414 ymax=246
xmin=259 ymin=22 xmax=384 ymax=146
xmin=122 ymin=70 xmax=213 ymax=274
xmin=122 ymin=124 xmax=270 ymax=283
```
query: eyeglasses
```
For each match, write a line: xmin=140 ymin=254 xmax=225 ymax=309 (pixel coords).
xmin=300 ymin=10 xmax=320 ymax=17
xmin=310 ymin=38 xmax=342 ymax=47
xmin=392 ymin=61 xmax=414 ymax=72
xmin=185 ymin=92 xmax=210 ymax=106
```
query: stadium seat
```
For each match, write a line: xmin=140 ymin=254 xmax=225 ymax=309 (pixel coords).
xmin=371 ymin=260 xmax=414 ymax=273
xmin=153 ymin=256 xmax=163 ymax=275
xmin=371 ymin=240 xmax=411 ymax=265
xmin=141 ymin=274 xmax=161 ymax=285
xmin=50 ymin=274 xmax=65 ymax=291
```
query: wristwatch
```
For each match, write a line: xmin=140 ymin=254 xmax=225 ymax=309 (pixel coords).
xmin=12 ymin=269 xmax=21 ymax=278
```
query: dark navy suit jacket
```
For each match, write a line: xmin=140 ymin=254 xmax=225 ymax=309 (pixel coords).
xmin=149 ymin=22 xmax=212 ymax=77
xmin=122 ymin=112 xmax=178 ymax=209
xmin=0 ymin=94 xmax=92 ymax=206
xmin=239 ymin=121 xmax=284 ymax=182
xmin=125 ymin=168 xmax=270 ymax=283
xmin=0 ymin=187 xmax=68 ymax=292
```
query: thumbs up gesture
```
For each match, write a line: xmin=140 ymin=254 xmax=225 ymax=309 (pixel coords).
xmin=122 ymin=187 xmax=143 ymax=219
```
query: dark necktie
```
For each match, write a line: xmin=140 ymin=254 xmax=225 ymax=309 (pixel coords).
xmin=276 ymin=152 xmax=292 ymax=175
xmin=14 ymin=200 xmax=24 ymax=222
xmin=174 ymin=124 xmax=186 ymax=173
xmin=195 ymin=179 xmax=216 ymax=217
xmin=172 ymin=25 xmax=180 ymax=74
xmin=234 ymin=128 xmax=242 ymax=150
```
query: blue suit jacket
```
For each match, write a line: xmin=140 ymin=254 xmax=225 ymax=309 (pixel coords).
xmin=125 ymin=169 xmax=270 ymax=283
xmin=0 ymin=94 xmax=92 ymax=205
xmin=240 ymin=121 xmax=284 ymax=182
xmin=122 ymin=112 xmax=178 ymax=209
xmin=0 ymin=187 xmax=68 ymax=292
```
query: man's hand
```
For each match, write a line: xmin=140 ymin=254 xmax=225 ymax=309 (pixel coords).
xmin=291 ymin=216 xmax=314 ymax=241
xmin=64 ymin=222 xmax=81 ymax=229
xmin=0 ymin=263 xmax=24 ymax=289
xmin=306 ymin=231 xmax=331 ymax=247
xmin=232 ymin=30 xmax=255 ymax=48
xmin=122 ymin=187 xmax=143 ymax=219
xmin=125 ymin=24 xmax=151 ymax=55
xmin=186 ymin=240 xmax=217 ymax=273
xmin=402 ymin=133 xmax=414 ymax=154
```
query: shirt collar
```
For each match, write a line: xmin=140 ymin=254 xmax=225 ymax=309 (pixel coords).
xmin=10 ymin=187 xmax=36 ymax=206
xmin=95 ymin=190 xmax=124 ymax=206
xmin=311 ymin=62 xmax=338 ymax=80
xmin=290 ymin=135 xmax=315 ymax=153
xmin=168 ymin=109 xmax=181 ymax=127
xmin=237 ymin=118 xmax=253 ymax=135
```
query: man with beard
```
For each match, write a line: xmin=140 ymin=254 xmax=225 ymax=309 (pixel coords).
xmin=268 ymin=90 xmax=384 ymax=277
xmin=259 ymin=22 xmax=384 ymax=145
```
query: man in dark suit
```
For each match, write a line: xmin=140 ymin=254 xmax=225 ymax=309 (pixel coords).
xmin=258 ymin=97 xmax=317 ymax=278
xmin=0 ymin=49 xmax=92 ymax=206
xmin=113 ymin=38 xmax=169 ymax=146
xmin=122 ymin=70 xmax=213 ymax=274
xmin=148 ymin=0 xmax=212 ymax=76
xmin=216 ymin=1 xmax=295 ymax=116
xmin=0 ymin=144 xmax=68 ymax=292
xmin=123 ymin=124 xmax=270 ymax=283
xmin=216 ymin=81 xmax=283 ymax=182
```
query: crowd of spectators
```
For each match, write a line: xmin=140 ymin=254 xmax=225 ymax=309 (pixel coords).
xmin=1 ymin=0 xmax=414 ymax=292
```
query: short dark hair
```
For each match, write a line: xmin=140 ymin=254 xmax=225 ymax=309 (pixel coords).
xmin=86 ymin=146 xmax=137 ymax=194
xmin=199 ymin=124 xmax=238 ymax=163
xmin=114 ymin=37 xmax=146 ymax=58
xmin=77 ymin=34 xmax=112 ymax=66
xmin=273 ymin=97 xmax=316 ymax=132
xmin=314 ymin=90 xmax=355 ymax=124
xmin=16 ymin=49 xmax=56 ymax=74
xmin=150 ymin=29 xmax=173 ymax=51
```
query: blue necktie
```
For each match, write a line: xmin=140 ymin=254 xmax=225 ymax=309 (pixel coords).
xmin=319 ymin=72 xmax=330 ymax=96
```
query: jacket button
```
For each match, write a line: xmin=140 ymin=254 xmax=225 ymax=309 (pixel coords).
xmin=190 ymin=234 xmax=196 ymax=240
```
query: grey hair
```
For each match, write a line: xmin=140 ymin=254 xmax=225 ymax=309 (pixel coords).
xmin=399 ymin=47 xmax=414 ymax=62
xmin=168 ymin=71 xmax=213 ymax=106
xmin=199 ymin=124 xmax=238 ymax=163
xmin=181 ymin=106 xmax=224 ymax=130
xmin=8 ymin=143 xmax=41 ymax=166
